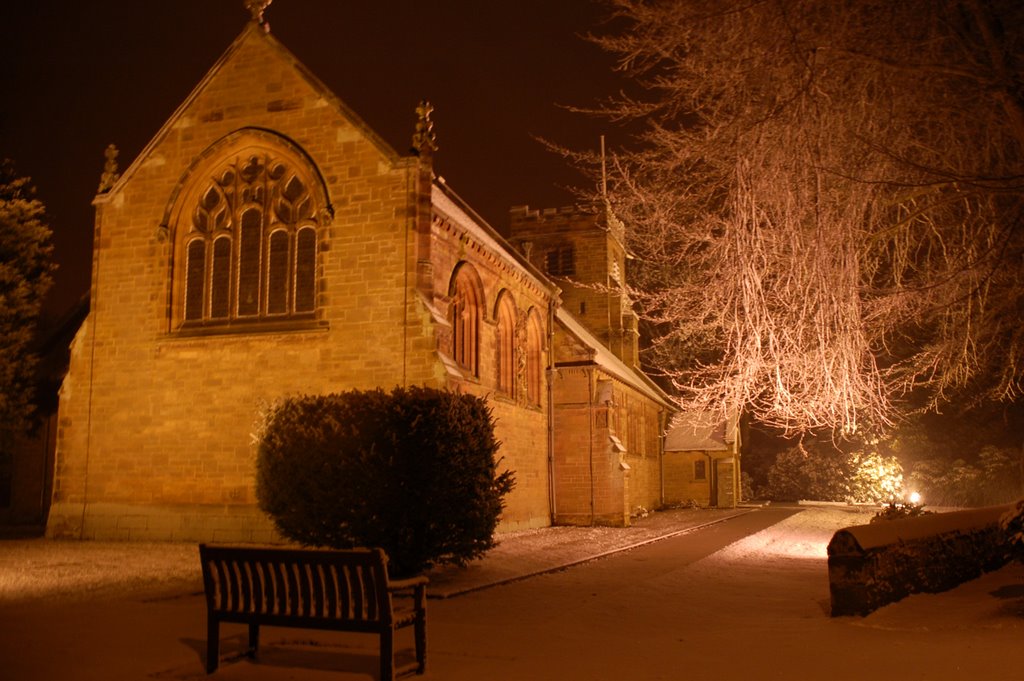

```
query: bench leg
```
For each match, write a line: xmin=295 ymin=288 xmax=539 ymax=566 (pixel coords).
xmin=247 ymin=623 xmax=259 ymax=658
xmin=414 ymin=610 xmax=426 ymax=674
xmin=206 ymin=617 xmax=219 ymax=674
xmin=380 ymin=628 xmax=395 ymax=681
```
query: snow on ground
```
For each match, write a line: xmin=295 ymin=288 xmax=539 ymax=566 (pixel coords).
xmin=687 ymin=505 xmax=1024 ymax=625
xmin=0 ymin=539 xmax=201 ymax=603
xmin=666 ymin=506 xmax=1024 ymax=680
xmin=0 ymin=508 xmax=747 ymax=602
xmin=1 ymin=506 xmax=1022 ymax=680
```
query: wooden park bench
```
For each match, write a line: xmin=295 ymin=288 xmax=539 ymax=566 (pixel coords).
xmin=198 ymin=544 xmax=427 ymax=679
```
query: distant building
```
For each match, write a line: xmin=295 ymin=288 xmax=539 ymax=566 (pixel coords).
xmin=664 ymin=414 xmax=742 ymax=508
xmin=44 ymin=7 xmax=737 ymax=541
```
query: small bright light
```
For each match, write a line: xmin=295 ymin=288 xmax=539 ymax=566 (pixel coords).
xmin=908 ymin=491 xmax=921 ymax=505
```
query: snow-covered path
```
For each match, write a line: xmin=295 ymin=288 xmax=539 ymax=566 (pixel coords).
xmin=427 ymin=506 xmax=1024 ymax=681
xmin=683 ymin=507 xmax=1024 ymax=679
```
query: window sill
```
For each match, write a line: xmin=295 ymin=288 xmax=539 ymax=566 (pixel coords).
xmin=170 ymin=317 xmax=328 ymax=339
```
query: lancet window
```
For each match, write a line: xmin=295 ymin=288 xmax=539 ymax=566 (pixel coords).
xmin=449 ymin=264 xmax=481 ymax=376
xmin=495 ymin=292 xmax=517 ymax=395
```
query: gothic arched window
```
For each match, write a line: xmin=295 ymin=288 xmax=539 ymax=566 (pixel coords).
xmin=178 ymin=151 xmax=320 ymax=327
xmin=495 ymin=291 xmax=516 ymax=395
xmin=449 ymin=264 xmax=481 ymax=376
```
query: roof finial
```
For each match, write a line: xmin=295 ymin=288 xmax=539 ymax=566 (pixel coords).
xmin=97 ymin=144 xmax=120 ymax=193
xmin=245 ymin=0 xmax=272 ymax=31
xmin=412 ymin=100 xmax=437 ymax=155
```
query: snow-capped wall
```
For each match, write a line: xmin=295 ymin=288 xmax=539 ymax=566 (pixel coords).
xmin=826 ymin=503 xmax=1017 ymax=616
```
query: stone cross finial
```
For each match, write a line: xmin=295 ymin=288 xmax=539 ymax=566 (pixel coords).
xmin=245 ymin=0 xmax=272 ymax=30
xmin=412 ymin=100 xmax=438 ymax=155
xmin=97 ymin=144 xmax=120 ymax=193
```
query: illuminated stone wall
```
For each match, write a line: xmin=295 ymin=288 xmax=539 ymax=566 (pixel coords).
xmin=427 ymin=195 xmax=556 ymax=532
xmin=550 ymin=367 xmax=665 ymax=527
xmin=663 ymin=452 xmax=741 ymax=509
xmin=510 ymin=206 xmax=666 ymax=527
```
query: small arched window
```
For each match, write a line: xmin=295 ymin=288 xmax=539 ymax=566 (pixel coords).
xmin=449 ymin=264 xmax=481 ymax=376
xmin=178 ymin=150 xmax=321 ymax=327
xmin=545 ymin=244 xmax=575 ymax=276
xmin=495 ymin=292 xmax=517 ymax=395
xmin=526 ymin=308 xmax=544 ymax=405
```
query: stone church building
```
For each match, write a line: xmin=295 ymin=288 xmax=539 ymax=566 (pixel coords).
xmin=46 ymin=8 xmax=735 ymax=542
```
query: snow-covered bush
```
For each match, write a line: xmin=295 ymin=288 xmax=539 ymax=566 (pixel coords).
xmin=255 ymin=387 xmax=515 ymax=577
xmin=978 ymin=447 xmax=1022 ymax=503
xmin=764 ymin=444 xmax=903 ymax=503
xmin=1000 ymin=499 xmax=1024 ymax=559
xmin=764 ymin=444 xmax=849 ymax=501
xmin=909 ymin=450 xmax=1020 ymax=507
xmin=870 ymin=499 xmax=931 ymax=524
xmin=740 ymin=472 xmax=755 ymax=502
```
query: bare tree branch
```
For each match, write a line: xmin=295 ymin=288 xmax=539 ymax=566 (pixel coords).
xmin=590 ymin=0 xmax=1024 ymax=434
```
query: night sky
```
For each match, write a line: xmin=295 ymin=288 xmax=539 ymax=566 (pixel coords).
xmin=1 ymin=0 xmax=620 ymax=321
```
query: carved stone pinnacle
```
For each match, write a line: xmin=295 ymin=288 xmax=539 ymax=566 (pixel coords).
xmin=412 ymin=100 xmax=438 ymax=155
xmin=245 ymin=0 xmax=272 ymax=30
xmin=97 ymin=144 xmax=120 ymax=193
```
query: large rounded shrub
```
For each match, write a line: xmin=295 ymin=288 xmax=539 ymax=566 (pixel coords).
xmin=255 ymin=387 xmax=514 ymax=576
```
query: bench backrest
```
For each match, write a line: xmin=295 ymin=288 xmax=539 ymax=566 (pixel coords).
xmin=199 ymin=545 xmax=394 ymax=625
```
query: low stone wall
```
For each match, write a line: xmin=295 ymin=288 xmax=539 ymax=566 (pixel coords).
xmin=827 ymin=503 xmax=1016 ymax=616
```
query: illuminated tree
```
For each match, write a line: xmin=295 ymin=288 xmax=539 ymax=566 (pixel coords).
xmin=0 ymin=161 xmax=55 ymax=444
xmin=762 ymin=441 xmax=904 ymax=503
xmin=590 ymin=0 xmax=1024 ymax=434
xmin=847 ymin=451 xmax=904 ymax=505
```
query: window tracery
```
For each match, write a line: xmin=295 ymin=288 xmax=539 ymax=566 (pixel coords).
xmin=180 ymin=152 xmax=319 ymax=327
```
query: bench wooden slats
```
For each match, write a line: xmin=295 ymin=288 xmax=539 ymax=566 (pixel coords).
xmin=199 ymin=544 xmax=427 ymax=679
xmin=268 ymin=559 xmax=287 ymax=615
xmin=339 ymin=563 xmax=352 ymax=619
xmin=250 ymin=561 xmax=264 ymax=615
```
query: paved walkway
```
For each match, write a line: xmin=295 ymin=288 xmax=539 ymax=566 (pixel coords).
xmin=427 ymin=506 xmax=753 ymax=596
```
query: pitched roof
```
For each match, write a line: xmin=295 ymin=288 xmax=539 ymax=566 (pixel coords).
xmin=432 ymin=180 xmax=554 ymax=297
xmin=555 ymin=308 xmax=674 ymax=410
xmin=664 ymin=414 xmax=738 ymax=452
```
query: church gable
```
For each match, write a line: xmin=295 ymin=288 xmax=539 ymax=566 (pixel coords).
xmin=110 ymin=20 xmax=403 ymax=214
xmin=89 ymin=17 xmax=421 ymax=344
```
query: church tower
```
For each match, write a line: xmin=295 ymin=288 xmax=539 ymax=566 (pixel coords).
xmin=509 ymin=204 xmax=640 ymax=368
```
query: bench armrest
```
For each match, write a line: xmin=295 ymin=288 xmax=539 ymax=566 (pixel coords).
xmin=388 ymin=575 xmax=429 ymax=592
